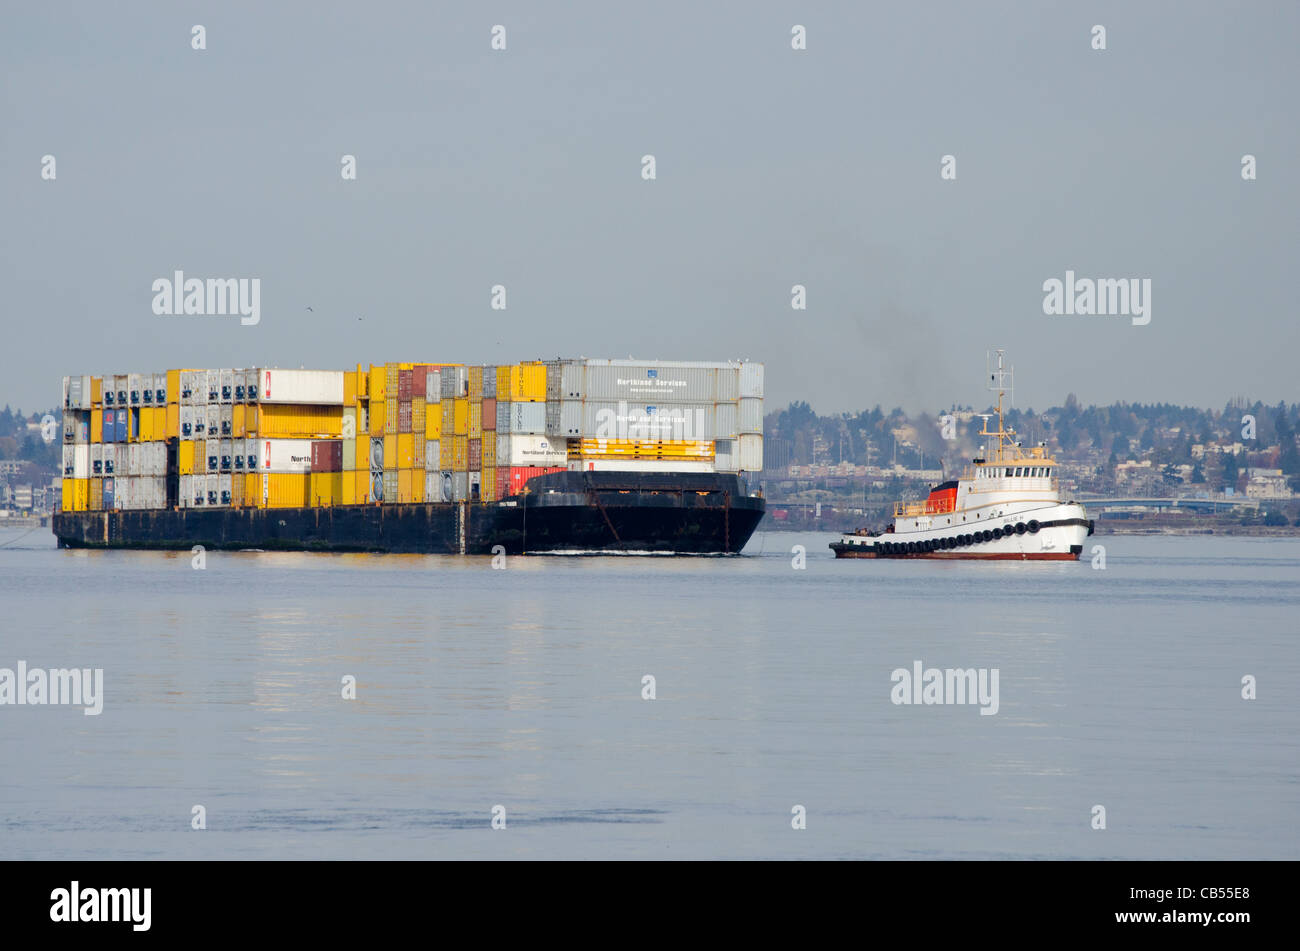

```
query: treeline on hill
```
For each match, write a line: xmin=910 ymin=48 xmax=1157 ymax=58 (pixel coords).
xmin=0 ymin=405 xmax=61 ymax=468
xmin=766 ymin=398 xmax=1300 ymax=488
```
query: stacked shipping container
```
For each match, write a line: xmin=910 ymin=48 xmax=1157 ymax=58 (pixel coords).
xmin=59 ymin=359 xmax=763 ymax=512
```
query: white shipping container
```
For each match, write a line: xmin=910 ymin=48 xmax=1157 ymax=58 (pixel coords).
xmin=220 ymin=404 xmax=233 ymax=437
xmin=128 ymin=373 xmax=144 ymax=406
xmin=502 ymin=401 xmax=546 ymax=434
xmin=425 ymin=470 xmax=438 ymax=502
xmin=180 ymin=371 xmax=196 ymax=405
xmin=244 ymin=437 xmax=260 ymax=470
xmin=219 ymin=474 xmax=233 ymax=506
xmin=739 ymin=362 xmax=764 ymax=399
xmin=219 ymin=369 xmax=235 ymax=403
xmin=206 ymin=405 xmax=219 ymax=436
xmin=258 ymin=439 xmax=313 ymax=473
xmin=206 ymin=474 xmax=219 ymax=506
xmin=498 ymin=434 xmax=567 ymax=467
xmin=180 ymin=406 xmax=195 ymax=438
xmin=715 ymin=402 xmax=738 ymax=439
xmin=452 ymin=472 xmax=469 ymax=502
xmin=90 ymin=444 xmax=103 ymax=475
xmin=153 ymin=372 xmax=167 ymax=404
xmin=738 ymin=433 xmax=763 ymax=472
xmin=179 ymin=474 xmax=192 ymax=508
xmin=127 ymin=443 xmax=142 ymax=476
xmin=426 ymin=370 xmax=441 ymax=402
xmin=482 ymin=367 xmax=496 ymax=399
xmin=205 ymin=370 xmax=220 ymax=403
xmin=714 ymin=438 xmax=736 ymax=472
xmin=68 ymin=374 xmax=92 ymax=409
xmin=738 ymin=398 xmax=762 ymax=434
xmin=220 ymin=439 xmax=233 ymax=471
xmin=259 ymin=369 xmax=344 ymax=405
xmin=440 ymin=367 xmax=468 ymax=399
xmin=581 ymin=364 xmax=723 ymax=404
xmin=72 ymin=444 xmax=90 ymax=479
xmin=61 ymin=444 xmax=74 ymax=476
xmin=557 ymin=401 xmax=718 ymax=440
xmin=425 ymin=440 xmax=439 ymax=469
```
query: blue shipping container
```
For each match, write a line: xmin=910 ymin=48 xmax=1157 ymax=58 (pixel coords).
xmin=102 ymin=477 xmax=115 ymax=509
xmin=115 ymin=411 xmax=127 ymax=442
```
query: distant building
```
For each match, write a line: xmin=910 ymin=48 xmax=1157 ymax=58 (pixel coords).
xmin=1246 ymin=469 xmax=1294 ymax=500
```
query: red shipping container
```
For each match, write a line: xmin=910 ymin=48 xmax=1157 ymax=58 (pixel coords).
xmin=468 ymin=438 xmax=481 ymax=470
xmin=398 ymin=401 xmax=412 ymax=434
xmin=482 ymin=397 xmax=496 ymax=430
xmin=506 ymin=466 xmax=566 ymax=495
xmin=311 ymin=440 xmax=343 ymax=472
xmin=496 ymin=467 xmax=510 ymax=499
xmin=398 ymin=369 xmax=412 ymax=400
xmin=412 ymin=365 xmax=428 ymax=397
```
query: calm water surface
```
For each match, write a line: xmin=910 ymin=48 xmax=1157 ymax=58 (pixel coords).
xmin=1 ymin=526 xmax=1296 ymax=859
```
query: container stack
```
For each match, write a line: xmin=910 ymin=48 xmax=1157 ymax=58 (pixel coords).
xmin=57 ymin=359 xmax=763 ymax=513
xmin=544 ymin=359 xmax=764 ymax=473
xmin=61 ymin=370 xmax=176 ymax=513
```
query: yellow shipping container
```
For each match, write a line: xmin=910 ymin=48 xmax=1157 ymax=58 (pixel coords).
xmin=257 ymin=404 xmax=343 ymax=437
xmin=178 ymin=440 xmax=195 ymax=474
xmin=509 ymin=364 xmax=546 ymax=401
xmin=383 ymin=434 xmax=396 ymax=469
xmin=266 ymin=473 xmax=308 ymax=509
xmin=425 ymin=406 xmax=441 ymax=440
xmin=139 ymin=408 xmax=153 ymax=442
xmin=440 ymin=400 xmax=454 ymax=437
xmin=454 ymin=398 xmax=468 ymax=436
xmin=482 ymin=466 xmax=496 ymax=502
xmin=73 ymin=478 xmax=89 ymax=512
xmin=385 ymin=397 xmax=397 ymax=435
xmin=398 ymin=469 xmax=413 ymax=504
xmin=309 ymin=472 xmax=340 ymax=506
xmin=151 ymin=406 xmax=166 ymax=440
xmin=369 ymin=365 xmax=385 ymax=403
xmin=412 ymin=397 xmax=425 ymax=433
xmin=344 ymin=371 xmax=357 ymax=405
xmin=231 ymin=473 xmax=245 ymax=507
xmin=453 ymin=435 xmax=469 ymax=471
xmin=233 ymin=404 xmax=245 ymax=438
xmin=246 ymin=473 xmax=261 ymax=506
xmin=166 ymin=403 xmax=179 ymax=439
xmin=386 ymin=363 xmax=399 ymax=391
xmin=61 ymin=479 xmax=73 ymax=512
xmin=496 ymin=365 xmax=510 ymax=396
xmin=482 ymin=434 xmax=497 ymax=468
xmin=355 ymin=469 xmax=370 ymax=504
xmin=439 ymin=439 xmax=453 ymax=469
xmin=91 ymin=409 xmax=103 ymax=443
xmin=341 ymin=469 xmax=357 ymax=505
xmin=91 ymin=377 xmax=103 ymax=405
xmin=369 ymin=398 xmax=385 ymax=435
xmin=412 ymin=471 xmax=424 ymax=502
xmin=90 ymin=478 xmax=103 ymax=511
xmin=397 ymin=433 xmax=414 ymax=469
xmin=166 ymin=370 xmax=180 ymax=403
xmin=468 ymin=366 xmax=483 ymax=401
xmin=469 ymin=401 xmax=482 ymax=439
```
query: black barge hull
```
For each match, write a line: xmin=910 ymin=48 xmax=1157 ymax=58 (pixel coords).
xmin=51 ymin=471 xmax=765 ymax=555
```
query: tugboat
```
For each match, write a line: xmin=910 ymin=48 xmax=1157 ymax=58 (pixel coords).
xmin=831 ymin=351 xmax=1093 ymax=560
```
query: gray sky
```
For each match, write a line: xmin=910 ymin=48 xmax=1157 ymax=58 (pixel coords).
xmin=3 ymin=1 xmax=1297 ymax=415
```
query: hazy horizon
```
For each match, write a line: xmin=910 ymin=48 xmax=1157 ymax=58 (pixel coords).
xmin=4 ymin=2 xmax=1297 ymax=414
